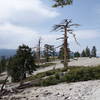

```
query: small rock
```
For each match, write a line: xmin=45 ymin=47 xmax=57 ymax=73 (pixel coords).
xmin=61 ymin=94 xmax=65 ymax=97
xmin=55 ymin=92 xmax=60 ymax=96
xmin=43 ymin=92 xmax=52 ymax=96
xmin=69 ymin=88 xmax=72 ymax=90
xmin=64 ymin=96 xmax=69 ymax=100
xmin=36 ymin=95 xmax=39 ymax=97
xmin=27 ymin=91 xmax=30 ymax=94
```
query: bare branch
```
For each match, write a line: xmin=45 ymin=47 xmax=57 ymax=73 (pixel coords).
xmin=56 ymin=37 xmax=64 ymax=40
xmin=69 ymin=24 xmax=80 ymax=27
xmin=52 ymin=25 xmax=64 ymax=31
xmin=67 ymin=29 xmax=73 ymax=32
xmin=73 ymin=34 xmax=80 ymax=45
xmin=55 ymin=44 xmax=63 ymax=48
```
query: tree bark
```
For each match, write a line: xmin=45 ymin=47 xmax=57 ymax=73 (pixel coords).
xmin=64 ymin=27 xmax=68 ymax=68
xmin=37 ymin=38 xmax=41 ymax=65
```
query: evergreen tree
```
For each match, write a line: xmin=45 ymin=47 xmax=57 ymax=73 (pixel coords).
xmin=44 ymin=44 xmax=50 ymax=62
xmin=59 ymin=47 xmax=64 ymax=60
xmin=44 ymin=44 xmax=54 ymax=62
xmin=50 ymin=45 xmax=56 ymax=58
xmin=81 ymin=50 xmax=86 ymax=57
xmin=91 ymin=46 xmax=97 ymax=57
xmin=0 ymin=56 xmax=7 ymax=73
xmin=74 ymin=52 xmax=80 ymax=57
xmin=85 ymin=47 xmax=90 ymax=57
xmin=7 ymin=44 xmax=36 ymax=82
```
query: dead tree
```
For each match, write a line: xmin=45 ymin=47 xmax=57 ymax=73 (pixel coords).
xmin=53 ymin=19 xmax=79 ymax=68
xmin=44 ymin=44 xmax=51 ymax=62
xmin=33 ymin=37 xmax=42 ymax=64
xmin=0 ymin=76 xmax=8 ymax=92
xmin=38 ymin=37 xmax=42 ymax=64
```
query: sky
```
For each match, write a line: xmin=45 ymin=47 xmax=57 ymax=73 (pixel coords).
xmin=0 ymin=0 xmax=100 ymax=55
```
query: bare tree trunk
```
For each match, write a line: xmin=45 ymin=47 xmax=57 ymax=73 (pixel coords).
xmin=64 ymin=27 xmax=68 ymax=68
xmin=20 ymin=73 xmax=24 ymax=86
xmin=37 ymin=38 xmax=41 ymax=65
xmin=0 ymin=76 xmax=8 ymax=92
xmin=38 ymin=39 xmax=41 ymax=64
xmin=20 ymin=60 xmax=27 ymax=86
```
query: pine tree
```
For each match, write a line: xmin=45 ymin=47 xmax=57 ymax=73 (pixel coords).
xmin=91 ymin=46 xmax=97 ymax=57
xmin=74 ymin=52 xmax=80 ymax=57
xmin=85 ymin=47 xmax=90 ymax=57
xmin=81 ymin=50 xmax=86 ymax=57
xmin=59 ymin=47 xmax=64 ymax=60
xmin=7 ymin=44 xmax=36 ymax=82
xmin=50 ymin=45 xmax=55 ymax=58
xmin=44 ymin=44 xmax=54 ymax=62
xmin=0 ymin=56 xmax=7 ymax=73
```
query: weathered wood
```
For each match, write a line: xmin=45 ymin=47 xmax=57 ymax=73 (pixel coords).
xmin=52 ymin=19 xmax=79 ymax=68
xmin=17 ymin=79 xmax=42 ymax=89
xmin=0 ymin=76 xmax=8 ymax=92
xmin=64 ymin=27 xmax=68 ymax=67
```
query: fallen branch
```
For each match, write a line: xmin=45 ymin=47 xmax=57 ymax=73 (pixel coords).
xmin=17 ymin=79 xmax=42 ymax=89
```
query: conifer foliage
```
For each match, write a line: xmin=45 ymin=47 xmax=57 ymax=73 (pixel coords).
xmin=91 ymin=46 xmax=97 ymax=57
xmin=52 ymin=0 xmax=73 ymax=7
xmin=7 ymin=44 xmax=36 ymax=82
xmin=81 ymin=46 xmax=97 ymax=57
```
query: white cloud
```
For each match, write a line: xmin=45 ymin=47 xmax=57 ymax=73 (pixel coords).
xmin=14 ymin=0 xmax=59 ymax=18
xmin=0 ymin=0 xmax=61 ymax=49
xmin=75 ymin=30 xmax=100 ymax=39
xmin=0 ymin=0 xmax=59 ymax=24
xmin=67 ymin=29 xmax=100 ymax=53
xmin=67 ymin=29 xmax=100 ymax=44
xmin=0 ymin=23 xmax=61 ymax=49
xmin=0 ymin=22 xmax=100 ymax=50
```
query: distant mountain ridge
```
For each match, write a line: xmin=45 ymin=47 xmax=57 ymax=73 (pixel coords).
xmin=0 ymin=49 xmax=16 ymax=57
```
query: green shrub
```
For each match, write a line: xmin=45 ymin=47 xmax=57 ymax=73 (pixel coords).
xmin=55 ymin=73 xmax=60 ymax=80
xmin=64 ymin=66 xmax=100 ymax=82
xmin=41 ymin=76 xmax=59 ymax=86
xmin=40 ymin=66 xmax=100 ymax=86
xmin=25 ymin=65 xmax=100 ymax=86
xmin=45 ymin=70 xmax=54 ymax=76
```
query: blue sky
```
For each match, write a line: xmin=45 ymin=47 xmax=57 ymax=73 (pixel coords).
xmin=0 ymin=0 xmax=100 ymax=55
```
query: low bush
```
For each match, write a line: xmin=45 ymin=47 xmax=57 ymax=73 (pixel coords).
xmin=25 ymin=68 xmax=62 ymax=82
xmin=41 ymin=76 xmax=58 ymax=86
xmin=55 ymin=72 xmax=60 ymax=80
xmin=64 ymin=66 xmax=100 ymax=82
xmin=25 ymin=65 xmax=100 ymax=86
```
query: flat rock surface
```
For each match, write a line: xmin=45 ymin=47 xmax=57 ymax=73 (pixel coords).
xmin=33 ymin=57 xmax=100 ymax=75
xmin=1 ymin=57 xmax=100 ymax=100
xmin=69 ymin=57 xmax=100 ymax=67
xmin=2 ymin=80 xmax=100 ymax=100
